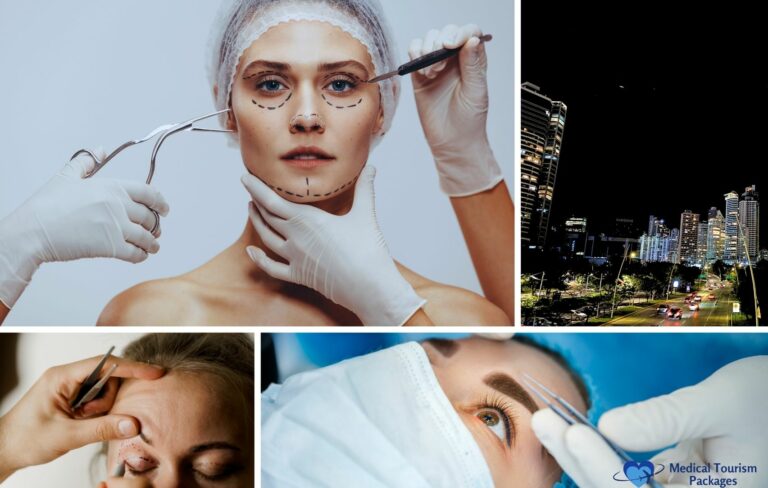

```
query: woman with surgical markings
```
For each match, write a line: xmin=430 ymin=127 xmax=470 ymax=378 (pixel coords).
xmin=97 ymin=0 xmax=513 ymax=327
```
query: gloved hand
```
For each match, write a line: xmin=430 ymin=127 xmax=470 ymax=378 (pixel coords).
xmin=531 ymin=356 xmax=768 ymax=488
xmin=241 ymin=166 xmax=426 ymax=326
xmin=0 ymin=154 xmax=169 ymax=308
xmin=409 ymin=23 xmax=503 ymax=197
xmin=0 ymin=355 xmax=165 ymax=483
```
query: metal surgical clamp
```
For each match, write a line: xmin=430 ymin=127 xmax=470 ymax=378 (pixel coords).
xmin=70 ymin=108 xmax=232 ymax=234
xmin=70 ymin=345 xmax=118 ymax=410
xmin=522 ymin=373 xmax=664 ymax=488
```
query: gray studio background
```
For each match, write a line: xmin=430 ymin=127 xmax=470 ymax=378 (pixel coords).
xmin=0 ymin=0 xmax=514 ymax=325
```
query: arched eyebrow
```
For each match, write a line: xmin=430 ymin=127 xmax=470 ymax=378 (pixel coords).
xmin=242 ymin=59 xmax=370 ymax=79
xmin=189 ymin=442 xmax=242 ymax=454
xmin=483 ymin=372 xmax=539 ymax=414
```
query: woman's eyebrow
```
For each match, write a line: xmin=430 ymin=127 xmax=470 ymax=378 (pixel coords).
xmin=318 ymin=60 xmax=370 ymax=76
xmin=423 ymin=338 xmax=459 ymax=358
xmin=189 ymin=441 xmax=242 ymax=454
xmin=483 ymin=372 xmax=539 ymax=414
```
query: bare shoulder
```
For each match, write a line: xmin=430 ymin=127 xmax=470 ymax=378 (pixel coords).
xmin=97 ymin=277 xmax=207 ymax=326
xmin=399 ymin=265 xmax=511 ymax=326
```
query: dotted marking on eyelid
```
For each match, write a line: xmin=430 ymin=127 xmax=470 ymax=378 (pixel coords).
xmin=321 ymin=94 xmax=363 ymax=109
xmin=252 ymin=92 xmax=293 ymax=110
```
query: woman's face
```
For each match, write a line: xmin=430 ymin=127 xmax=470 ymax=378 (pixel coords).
xmin=421 ymin=337 xmax=587 ymax=488
xmin=227 ymin=20 xmax=384 ymax=204
xmin=107 ymin=371 xmax=253 ymax=487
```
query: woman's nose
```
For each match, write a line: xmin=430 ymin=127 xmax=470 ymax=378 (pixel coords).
xmin=289 ymin=85 xmax=325 ymax=134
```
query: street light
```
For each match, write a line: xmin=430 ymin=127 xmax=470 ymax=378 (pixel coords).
xmin=736 ymin=217 xmax=760 ymax=326
xmin=610 ymin=239 xmax=631 ymax=318
xmin=527 ymin=272 xmax=546 ymax=297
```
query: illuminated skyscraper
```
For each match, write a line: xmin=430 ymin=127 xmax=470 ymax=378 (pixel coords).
xmin=564 ymin=216 xmax=588 ymax=254
xmin=739 ymin=185 xmax=759 ymax=262
xmin=696 ymin=221 xmax=708 ymax=265
xmin=521 ymin=82 xmax=567 ymax=248
xmin=706 ymin=207 xmax=725 ymax=262
xmin=724 ymin=191 xmax=739 ymax=263
xmin=678 ymin=210 xmax=700 ymax=264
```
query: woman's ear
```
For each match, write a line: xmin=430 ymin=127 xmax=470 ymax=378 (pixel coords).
xmin=213 ymin=84 xmax=239 ymax=133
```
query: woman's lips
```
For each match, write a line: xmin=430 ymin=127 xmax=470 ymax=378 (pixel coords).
xmin=280 ymin=146 xmax=335 ymax=169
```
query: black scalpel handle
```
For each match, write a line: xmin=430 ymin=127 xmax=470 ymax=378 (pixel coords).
xmin=397 ymin=34 xmax=492 ymax=76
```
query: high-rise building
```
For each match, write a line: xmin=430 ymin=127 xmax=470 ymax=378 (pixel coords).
xmin=739 ymin=185 xmax=759 ymax=262
xmin=564 ymin=217 xmax=588 ymax=254
xmin=678 ymin=210 xmax=700 ymax=264
xmin=668 ymin=228 xmax=680 ymax=263
xmin=696 ymin=221 xmax=708 ymax=265
xmin=706 ymin=208 xmax=725 ymax=263
xmin=520 ymin=82 xmax=567 ymax=248
xmin=724 ymin=191 xmax=740 ymax=263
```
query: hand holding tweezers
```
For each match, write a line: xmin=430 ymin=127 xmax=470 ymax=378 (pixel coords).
xmin=523 ymin=373 xmax=664 ymax=488
xmin=70 ymin=345 xmax=118 ymax=410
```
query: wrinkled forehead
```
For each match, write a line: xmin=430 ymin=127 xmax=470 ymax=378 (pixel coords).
xmin=237 ymin=20 xmax=376 ymax=77
xmin=111 ymin=371 xmax=248 ymax=448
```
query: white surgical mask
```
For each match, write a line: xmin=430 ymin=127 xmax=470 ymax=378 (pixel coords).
xmin=262 ymin=342 xmax=494 ymax=487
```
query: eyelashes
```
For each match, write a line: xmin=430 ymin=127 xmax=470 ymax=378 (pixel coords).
xmin=246 ymin=72 xmax=361 ymax=96
xmin=474 ymin=394 xmax=517 ymax=448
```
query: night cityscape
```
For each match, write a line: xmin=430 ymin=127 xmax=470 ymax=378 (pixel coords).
xmin=521 ymin=1 xmax=767 ymax=326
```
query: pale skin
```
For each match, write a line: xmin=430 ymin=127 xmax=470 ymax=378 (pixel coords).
xmin=101 ymin=371 xmax=253 ymax=488
xmin=98 ymin=20 xmax=508 ymax=326
xmin=422 ymin=337 xmax=587 ymax=487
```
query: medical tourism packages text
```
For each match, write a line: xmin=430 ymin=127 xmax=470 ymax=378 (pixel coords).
xmin=668 ymin=462 xmax=758 ymax=486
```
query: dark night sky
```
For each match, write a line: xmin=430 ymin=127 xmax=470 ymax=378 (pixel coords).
xmin=522 ymin=1 xmax=767 ymax=238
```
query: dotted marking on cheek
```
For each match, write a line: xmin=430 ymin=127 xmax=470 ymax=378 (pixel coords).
xmin=252 ymin=92 xmax=293 ymax=110
xmin=321 ymin=93 xmax=363 ymax=109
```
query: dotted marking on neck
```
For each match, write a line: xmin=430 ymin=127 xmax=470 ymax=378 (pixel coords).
xmin=266 ymin=174 xmax=359 ymax=199
xmin=321 ymin=93 xmax=363 ymax=109
xmin=252 ymin=92 xmax=293 ymax=110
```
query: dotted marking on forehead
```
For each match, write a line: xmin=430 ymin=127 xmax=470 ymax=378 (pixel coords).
xmin=321 ymin=93 xmax=363 ymax=109
xmin=252 ymin=92 xmax=293 ymax=110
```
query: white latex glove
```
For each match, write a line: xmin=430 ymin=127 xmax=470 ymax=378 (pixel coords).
xmin=409 ymin=23 xmax=503 ymax=197
xmin=240 ymin=165 xmax=426 ymax=326
xmin=531 ymin=356 xmax=768 ymax=488
xmin=0 ymin=154 xmax=168 ymax=308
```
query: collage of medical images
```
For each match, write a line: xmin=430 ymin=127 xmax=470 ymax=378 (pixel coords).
xmin=1 ymin=0 xmax=766 ymax=488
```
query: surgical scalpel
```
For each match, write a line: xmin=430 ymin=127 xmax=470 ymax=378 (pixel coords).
xmin=70 ymin=345 xmax=118 ymax=410
xmin=522 ymin=373 xmax=664 ymax=488
xmin=367 ymin=34 xmax=492 ymax=83
xmin=70 ymin=109 xmax=232 ymax=234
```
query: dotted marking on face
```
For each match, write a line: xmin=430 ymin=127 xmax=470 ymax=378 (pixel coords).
xmin=321 ymin=93 xmax=363 ymax=109
xmin=252 ymin=92 xmax=293 ymax=110
xmin=266 ymin=174 xmax=360 ymax=199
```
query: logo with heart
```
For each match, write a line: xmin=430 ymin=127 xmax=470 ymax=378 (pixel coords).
xmin=612 ymin=460 xmax=664 ymax=486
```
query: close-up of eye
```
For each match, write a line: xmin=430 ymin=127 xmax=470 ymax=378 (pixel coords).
xmin=194 ymin=463 xmax=244 ymax=482
xmin=255 ymin=76 xmax=288 ymax=93
xmin=475 ymin=399 xmax=513 ymax=447
xmin=324 ymin=75 xmax=358 ymax=93
xmin=125 ymin=457 xmax=157 ymax=477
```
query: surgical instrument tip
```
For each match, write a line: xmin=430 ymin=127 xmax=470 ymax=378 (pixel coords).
xmin=367 ymin=33 xmax=492 ymax=83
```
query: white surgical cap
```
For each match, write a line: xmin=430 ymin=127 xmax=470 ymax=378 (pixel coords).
xmin=208 ymin=0 xmax=400 ymax=147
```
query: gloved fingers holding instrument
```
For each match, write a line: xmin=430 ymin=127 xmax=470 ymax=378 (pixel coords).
xmin=409 ymin=23 xmax=502 ymax=197
xmin=531 ymin=356 xmax=768 ymax=488
xmin=0 ymin=152 xmax=170 ymax=312
xmin=0 ymin=352 xmax=165 ymax=483
xmin=242 ymin=165 xmax=428 ymax=326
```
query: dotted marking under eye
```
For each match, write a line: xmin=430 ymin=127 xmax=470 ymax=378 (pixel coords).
xmin=321 ymin=93 xmax=363 ymax=109
xmin=252 ymin=92 xmax=293 ymax=110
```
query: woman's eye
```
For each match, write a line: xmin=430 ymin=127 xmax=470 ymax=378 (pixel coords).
xmin=476 ymin=408 xmax=508 ymax=444
xmin=326 ymin=78 xmax=356 ymax=93
xmin=256 ymin=79 xmax=286 ymax=92
xmin=194 ymin=465 xmax=242 ymax=482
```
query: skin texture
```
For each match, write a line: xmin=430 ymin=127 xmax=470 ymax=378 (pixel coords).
xmin=98 ymin=20 xmax=509 ymax=326
xmin=422 ymin=337 xmax=587 ymax=488
xmin=105 ymin=371 xmax=253 ymax=487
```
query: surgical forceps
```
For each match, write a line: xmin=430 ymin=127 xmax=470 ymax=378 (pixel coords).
xmin=70 ymin=109 xmax=232 ymax=234
xmin=522 ymin=373 xmax=664 ymax=488
xmin=70 ymin=345 xmax=118 ymax=410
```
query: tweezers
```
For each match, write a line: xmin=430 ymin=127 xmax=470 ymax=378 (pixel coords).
xmin=522 ymin=373 xmax=663 ymax=488
xmin=70 ymin=346 xmax=118 ymax=410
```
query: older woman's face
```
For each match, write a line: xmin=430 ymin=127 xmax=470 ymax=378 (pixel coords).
xmin=422 ymin=337 xmax=587 ymax=488
xmin=228 ymin=20 xmax=383 ymax=204
xmin=107 ymin=371 xmax=253 ymax=487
